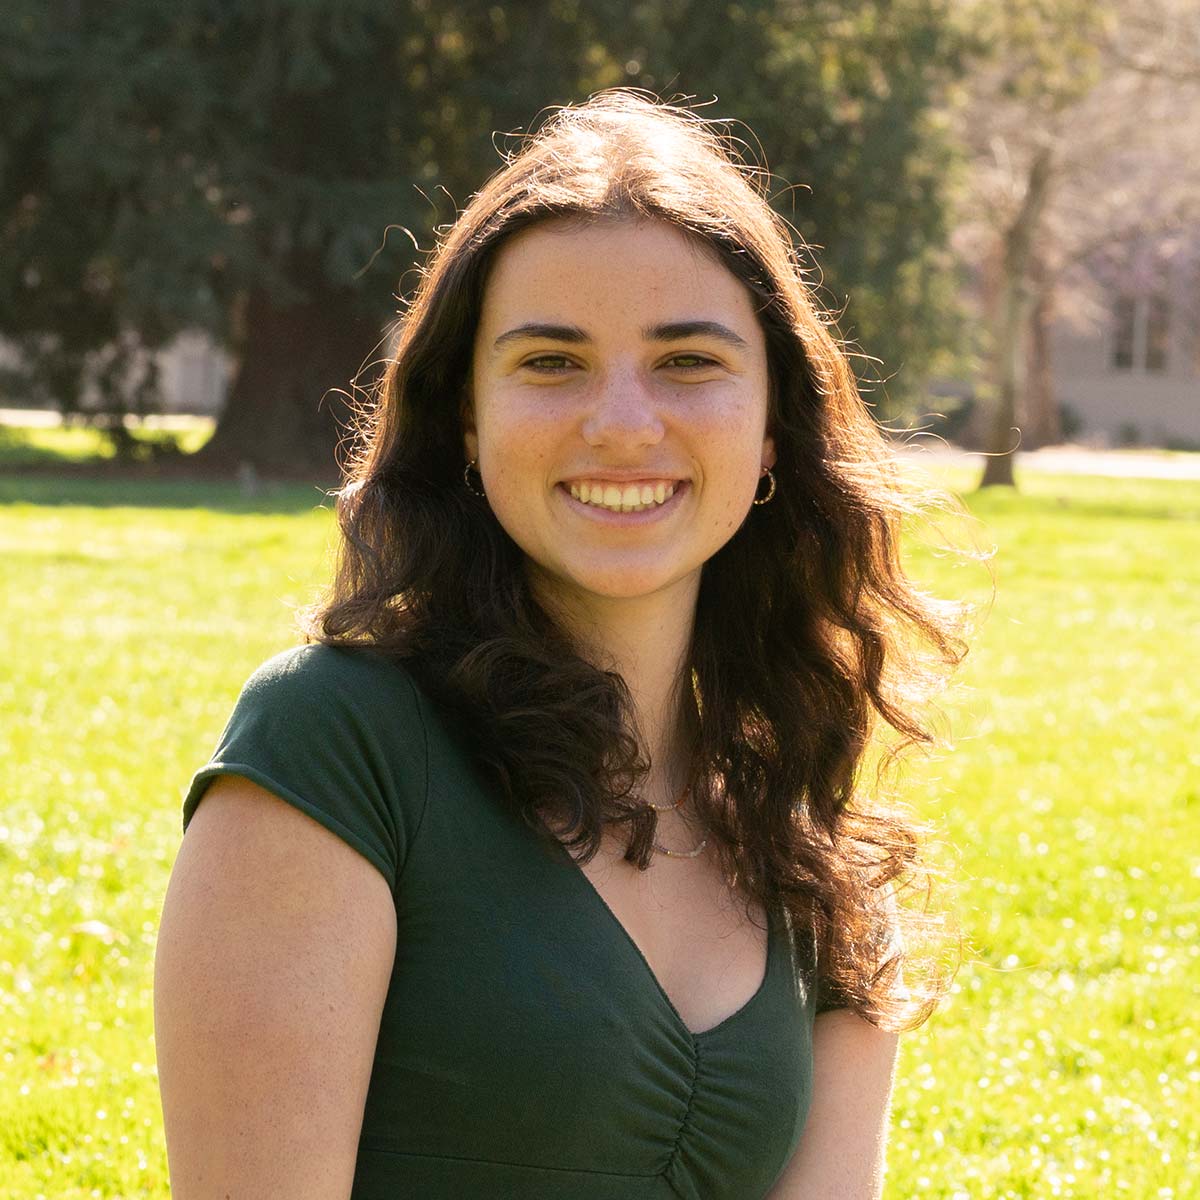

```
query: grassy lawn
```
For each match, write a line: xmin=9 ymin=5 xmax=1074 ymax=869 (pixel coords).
xmin=1 ymin=461 xmax=1197 ymax=1198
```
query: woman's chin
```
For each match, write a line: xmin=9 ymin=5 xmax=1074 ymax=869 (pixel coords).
xmin=525 ymin=557 xmax=700 ymax=607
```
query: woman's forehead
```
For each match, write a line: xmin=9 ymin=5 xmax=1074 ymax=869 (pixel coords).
xmin=477 ymin=217 xmax=760 ymax=335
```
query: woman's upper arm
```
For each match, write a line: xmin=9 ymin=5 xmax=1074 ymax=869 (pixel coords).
xmin=766 ymin=1010 xmax=901 ymax=1200
xmin=154 ymin=775 xmax=397 ymax=1199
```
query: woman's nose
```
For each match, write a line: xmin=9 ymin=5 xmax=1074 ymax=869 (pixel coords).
xmin=580 ymin=368 xmax=665 ymax=449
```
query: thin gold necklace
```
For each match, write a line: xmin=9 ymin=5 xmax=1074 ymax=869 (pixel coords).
xmin=646 ymin=779 xmax=708 ymax=859
xmin=643 ymin=778 xmax=688 ymax=813
xmin=652 ymin=834 xmax=709 ymax=859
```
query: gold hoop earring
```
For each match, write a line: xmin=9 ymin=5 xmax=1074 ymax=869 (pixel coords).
xmin=752 ymin=466 xmax=776 ymax=506
xmin=463 ymin=458 xmax=486 ymax=498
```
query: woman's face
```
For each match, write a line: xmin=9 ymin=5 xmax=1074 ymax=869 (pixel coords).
xmin=464 ymin=216 xmax=775 ymax=610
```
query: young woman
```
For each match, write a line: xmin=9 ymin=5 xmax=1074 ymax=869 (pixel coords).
xmin=155 ymin=91 xmax=967 ymax=1199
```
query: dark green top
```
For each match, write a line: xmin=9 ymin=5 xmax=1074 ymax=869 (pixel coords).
xmin=184 ymin=644 xmax=838 ymax=1199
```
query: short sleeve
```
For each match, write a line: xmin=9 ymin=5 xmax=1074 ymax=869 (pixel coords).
xmin=183 ymin=643 xmax=429 ymax=891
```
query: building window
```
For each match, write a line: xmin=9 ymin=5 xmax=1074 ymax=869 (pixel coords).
xmin=1111 ymin=291 xmax=1170 ymax=372
xmin=1112 ymin=295 xmax=1136 ymax=369
xmin=1145 ymin=293 xmax=1169 ymax=371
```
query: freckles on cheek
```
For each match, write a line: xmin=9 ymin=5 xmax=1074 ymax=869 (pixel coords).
xmin=498 ymin=402 xmax=558 ymax=443
xmin=487 ymin=428 xmax=554 ymax=484
xmin=484 ymin=413 xmax=533 ymax=454
xmin=712 ymin=498 xmax=740 ymax=533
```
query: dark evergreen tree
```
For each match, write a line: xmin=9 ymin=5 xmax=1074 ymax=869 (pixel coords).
xmin=0 ymin=0 xmax=968 ymax=475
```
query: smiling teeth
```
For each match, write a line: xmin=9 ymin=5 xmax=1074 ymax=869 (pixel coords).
xmin=569 ymin=482 xmax=677 ymax=512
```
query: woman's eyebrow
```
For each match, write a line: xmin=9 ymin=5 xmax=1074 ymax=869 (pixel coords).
xmin=490 ymin=319 xmax=749 ymax=352
xmin=492 ymin=322 xmax=588 ymax=350
xmin=644 ymin=320 xmax=749 ymax=349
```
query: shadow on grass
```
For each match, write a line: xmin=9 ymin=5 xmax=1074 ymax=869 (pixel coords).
xmin=959 ymin=475 xmax=1200 ymax=524
xmin=0 ymin=422 xmax=337 ymax=514
xmin=0 ymin=472 xmax=336 ymax=515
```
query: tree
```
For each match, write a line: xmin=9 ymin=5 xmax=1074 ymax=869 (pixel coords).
xmin=1 ymin=0 xmax=970 ymax=477
xmin=2 ymin=0 xmax=627 ymax=474
xmin=948 ymin=0 xmax=1200 ymax=487
xmin=620 ymin=0 xmax=975 ymax=430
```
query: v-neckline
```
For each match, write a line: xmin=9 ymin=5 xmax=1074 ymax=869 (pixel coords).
xmin=549 ymin=838 xmax=776 ymax=1040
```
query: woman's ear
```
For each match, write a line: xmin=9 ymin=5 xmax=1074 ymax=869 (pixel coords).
xmin=762 ymin=432 xmax=777 ymax=472
xmin=461 ymin=398 xmax=479 ymax=462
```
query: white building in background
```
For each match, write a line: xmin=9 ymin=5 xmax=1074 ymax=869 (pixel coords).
xmin=1051 ymin=234 xmax=1200 ymax=447
xmin=923 ymin=232 xmax=1200 ymax=450
xmin=154 ymin=330 xmax=232 ymax=416
xmin=0 ymin=329 xmax=232 ymax=417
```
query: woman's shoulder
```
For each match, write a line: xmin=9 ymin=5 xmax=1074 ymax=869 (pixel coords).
xmin=237 ymin=642 xmax=424 ymax=717
xmin=217 ymin=642 xmax=433 ymax=767
xmin=245 ymin=640 xmax=414 ymax=688
xmin=186 ymin=642 xmax=432 ymax=883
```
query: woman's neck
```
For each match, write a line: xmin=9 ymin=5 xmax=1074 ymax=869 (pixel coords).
xmin=530 ymin=569 xmax=701 ymax=805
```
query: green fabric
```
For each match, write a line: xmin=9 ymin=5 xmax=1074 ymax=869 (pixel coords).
xmin=184 ymin=644 xmax=835 ymax=1199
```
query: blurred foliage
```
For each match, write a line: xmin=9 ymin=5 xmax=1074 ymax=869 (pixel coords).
xmin=1 ymin=0 xmax=973 ymax=470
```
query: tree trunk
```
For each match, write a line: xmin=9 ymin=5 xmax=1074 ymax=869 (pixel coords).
xmin=979 ymin=267 xmax=1028 ymax=488
xmin=979 ymin=145 xmax=1056 ymax=490
xmin=196 ymin=283 xmax=382 ymax=480
xmin=1022 ymin=261 xmax=1061 ymax=449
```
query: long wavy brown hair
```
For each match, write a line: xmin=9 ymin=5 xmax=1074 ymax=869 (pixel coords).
xmin=304 ymin=90 xmax=977 ymax=1030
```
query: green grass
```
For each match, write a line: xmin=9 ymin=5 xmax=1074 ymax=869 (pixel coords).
xmin=892 ymin=469 xmax=1200 ymax=1198
xmin=0 ymin=474 xmax=334 ymax=1199
xmin=2 ymin=468 xmax=1197 ymax=1198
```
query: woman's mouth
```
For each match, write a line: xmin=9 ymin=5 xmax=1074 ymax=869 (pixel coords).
xmin=570 ymin=479 xmax=677 ymax=511
xmin=558 ymin=480 xmax=689 ymax=522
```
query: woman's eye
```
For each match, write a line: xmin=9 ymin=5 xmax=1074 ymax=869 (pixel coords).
xmin=664 ymin=354 xmax=717 ymax=371
xmin=521 ymin=354 xmax=575 ymax=373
